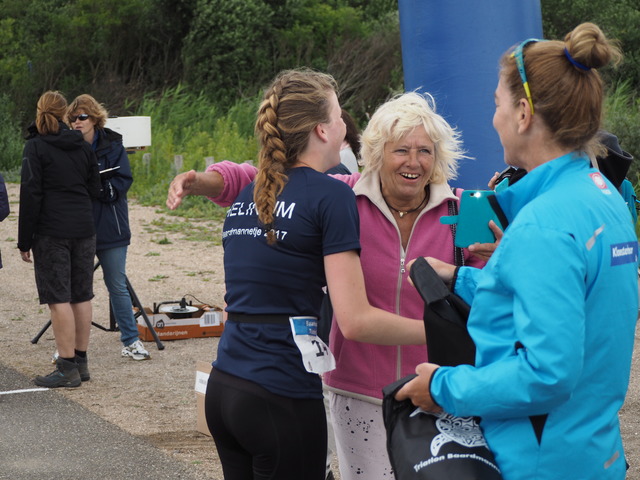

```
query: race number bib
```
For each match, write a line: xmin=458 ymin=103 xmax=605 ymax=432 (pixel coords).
xmin=289 ymin=316 xmax=336 ymax=374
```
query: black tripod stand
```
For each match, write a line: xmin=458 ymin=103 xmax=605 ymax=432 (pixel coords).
xmin=30 ymin=262 xmax=164 ymax=350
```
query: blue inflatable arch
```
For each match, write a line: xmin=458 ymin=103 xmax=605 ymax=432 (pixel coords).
xmin=398 ymin=0 xmax=543 ymax=188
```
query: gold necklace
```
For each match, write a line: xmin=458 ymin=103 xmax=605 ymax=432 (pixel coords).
xmin=383 ymin=190 xmax=429 ymax=218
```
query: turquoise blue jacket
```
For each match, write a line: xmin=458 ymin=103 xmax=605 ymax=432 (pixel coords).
xmin=431 ymin=153 xmax=638 ymax=479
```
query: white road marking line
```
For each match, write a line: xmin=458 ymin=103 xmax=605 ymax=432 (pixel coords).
xmin=0 ymin=388 xmax=49 ymax=395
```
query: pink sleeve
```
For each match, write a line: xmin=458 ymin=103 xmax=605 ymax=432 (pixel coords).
xmin=205 ymin=161 xmax=257 ymax=207
xmin=328 ymin=172 xmax=361 ymax=188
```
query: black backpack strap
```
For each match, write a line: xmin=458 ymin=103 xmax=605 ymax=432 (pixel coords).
xmin=449 ymin=188 xmax=465 ymax=267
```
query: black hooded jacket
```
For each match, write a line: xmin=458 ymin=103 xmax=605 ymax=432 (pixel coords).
xmin=18 ymin=122 xmax=101 ymax=251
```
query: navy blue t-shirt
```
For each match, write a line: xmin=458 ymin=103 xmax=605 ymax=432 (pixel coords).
xmin=214 ymin=167 xmax=360 ymax=399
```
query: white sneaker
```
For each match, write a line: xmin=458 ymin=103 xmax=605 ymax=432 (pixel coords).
xmin=51 ymin=350 xmax=59 ymax=364
xmin=121 ymin=340 xmax=151 ymax=361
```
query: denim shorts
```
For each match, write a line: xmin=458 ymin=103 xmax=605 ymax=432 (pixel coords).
xmin=32 ymin=234 xmax=96 ymax=305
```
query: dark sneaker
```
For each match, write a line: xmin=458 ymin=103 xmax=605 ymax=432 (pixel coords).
xmin=75 ymin=355 xmax=90 ymax=382
xmin=34 ymin=358 xmax=81 ymax=388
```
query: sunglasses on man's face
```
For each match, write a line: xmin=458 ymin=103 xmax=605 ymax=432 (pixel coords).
xmin=69 ymin=113 xmax=91 ymax=122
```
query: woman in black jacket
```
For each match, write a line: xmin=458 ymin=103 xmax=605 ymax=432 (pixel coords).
xmin=67 ymin=94 xmax=150 ymax=361
xmin=19 ymin=90 xmax=101 ymax=388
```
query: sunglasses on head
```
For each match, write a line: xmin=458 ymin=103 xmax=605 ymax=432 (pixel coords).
xmin=69 ymin=113 xmax=91 ymax=122
xmin=510 ymin=38 xmax=547 ymax=115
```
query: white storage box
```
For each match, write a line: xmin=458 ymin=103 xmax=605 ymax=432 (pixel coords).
xmin=105 ymin=116 xmax=152 ymax=149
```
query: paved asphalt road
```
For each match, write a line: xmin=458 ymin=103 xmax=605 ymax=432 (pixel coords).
xmin=0 ymin=363 xmax=199 ymax=480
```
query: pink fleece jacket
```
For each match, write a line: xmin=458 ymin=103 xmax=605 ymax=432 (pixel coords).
xmin=206 ymin=161 xmax=485 ymax=403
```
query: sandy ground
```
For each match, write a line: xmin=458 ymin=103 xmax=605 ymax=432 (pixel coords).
xmin=1 ymin=181 xmax=639 ymax=479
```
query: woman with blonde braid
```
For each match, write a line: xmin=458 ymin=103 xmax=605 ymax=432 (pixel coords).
xmin=203 ymin=69 xmax=425 ymax=480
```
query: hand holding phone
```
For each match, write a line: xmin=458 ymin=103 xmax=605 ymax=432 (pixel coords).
xmin=441 ymin=190 xmax=507 ymax=248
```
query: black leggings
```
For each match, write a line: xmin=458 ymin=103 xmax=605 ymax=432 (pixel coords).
xmin=205 ymin=368 xmax=327 ymax=480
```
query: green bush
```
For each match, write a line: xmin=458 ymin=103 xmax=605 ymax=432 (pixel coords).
xmin=542 ymin=0 xmax=640 ymax=90
xmin=0 ymin=93 xmax=24 ymax=172
xmin=182 ymin=0 xmax=274 ymax=105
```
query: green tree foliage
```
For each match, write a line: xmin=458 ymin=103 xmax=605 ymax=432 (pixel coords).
xmin=1 ymin=0 xmax=639 ymax=195
xmin=271 ymin=2 xmax=367 ymax=71
xmin=0 ymin=0 xmax=403 ymax=172
xmin=343 ymin=0 xmax=397 ymax=20
xmin=0 ymin=92 xmax=24 ymax=174
xmin=267 ymin=0 xmax=403 ymax=118
xmin=180 ymin=0 xmax=401 ymax=115
xmin=541 ymin=0 xmax=640 ymax=89
xmin=541 ymin=0 xmax=640 ymax=185
xmin=182 ymin=0 xmax=274 ymax=104
xmin=0 ymin=17 xmax=32 ymax=115
xmin=0 ymin=0 xmax=195 ymax=121
xmin=328 ymin=11 xmax=402 ymax=116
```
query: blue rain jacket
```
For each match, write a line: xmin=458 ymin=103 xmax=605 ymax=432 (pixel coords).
xmin=431 ymin=152 xmax=638 ymax=479
xmin=92 ymin=128 xmax=132 ymax=251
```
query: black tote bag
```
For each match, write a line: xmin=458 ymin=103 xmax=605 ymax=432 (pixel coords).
xmin=381 ymin=257 xmax=503 ymax=479
xmin=382 ymin=375 xmax=503 ymax=480
xmin=410 ymin=256 xmax=475 ymax=367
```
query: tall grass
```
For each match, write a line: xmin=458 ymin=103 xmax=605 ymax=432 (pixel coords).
xmin=128 ymin=86 xmax=260 ymax=218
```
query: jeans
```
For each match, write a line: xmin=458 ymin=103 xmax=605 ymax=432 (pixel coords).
xmin=96 ymin=246 xmax=139 ymax=346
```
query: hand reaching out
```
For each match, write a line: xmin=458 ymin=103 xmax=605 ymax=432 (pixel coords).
xmin=166 ymin=170 xmax=198 ymax=210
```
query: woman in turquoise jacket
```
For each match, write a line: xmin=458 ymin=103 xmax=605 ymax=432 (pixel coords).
xmin=397 ymin=23 xmax=638 ymax=480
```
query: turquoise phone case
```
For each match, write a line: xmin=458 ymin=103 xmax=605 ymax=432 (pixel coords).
xmin=441 ymin=190 xmax=505 ymax=248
